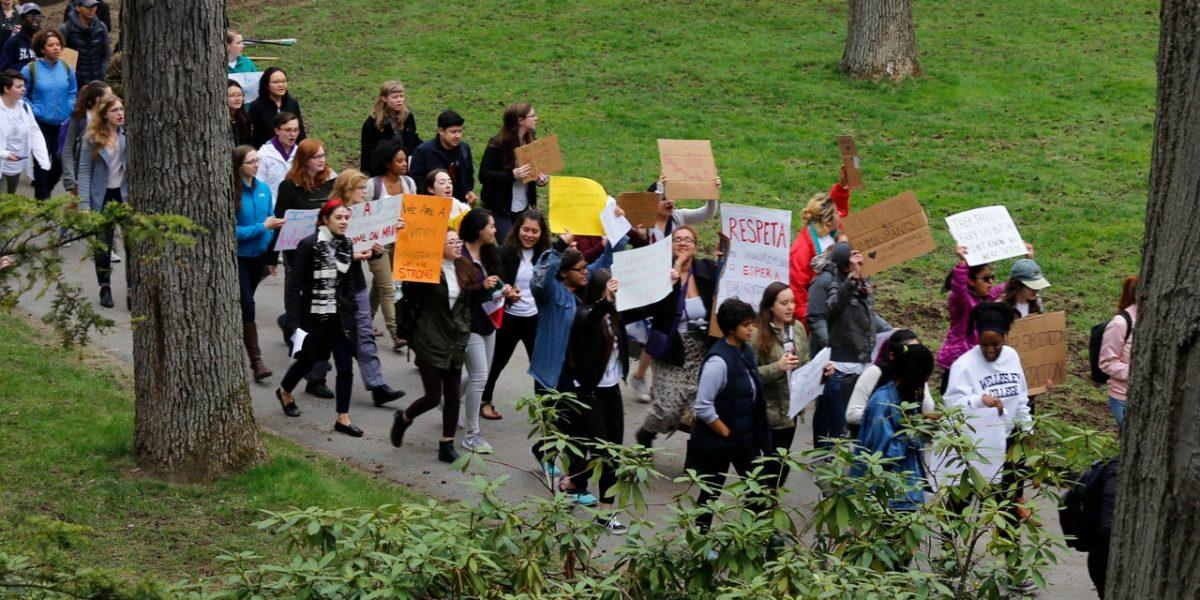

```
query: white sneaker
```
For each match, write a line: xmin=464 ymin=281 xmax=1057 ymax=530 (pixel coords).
xmin=598 ymin=517 xmax=628 ymax=534
xmin=461 ymin=434 xmax=493 ymax=454
xmin=110 ymin=251 xmax=121 ymax=263
xmin=629 ymin=376 xmax=651 ymax=402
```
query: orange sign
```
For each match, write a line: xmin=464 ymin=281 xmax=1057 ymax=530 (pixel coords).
xmin=393 ymin=194 xmax=452 ymax=284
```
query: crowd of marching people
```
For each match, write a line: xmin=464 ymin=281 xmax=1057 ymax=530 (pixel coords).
xmin=0 ymin=9 xmax=1135 ymax=590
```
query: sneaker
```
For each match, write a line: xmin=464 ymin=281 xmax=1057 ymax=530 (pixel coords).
xmin=1007 ymin=579 xmax=1038 ymax=596
xmin=461 ymin=434 xmax=493 ymax=454
xmin=560 ymin=487 xmax=598 ymax=507
xmin=110 ymin=251 xmax=121 ymax=263
xmin=629 ymin=375 xmax=651 ymax=402
xmin=533 ymin=450 xmax=562 ymax=478
xmin=597 ymin=517 xmax=628 ymax=534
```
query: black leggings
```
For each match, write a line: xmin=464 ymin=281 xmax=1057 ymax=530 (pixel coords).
xmin=481 ymin=313 xmax=537 ymax=407
xmin=689 ymin=442 xmax=762 ymax=532
xmin=33 ymin=119 xmax=62 ymax=200
xmin=281 ymin=321 xmax=354 ymax=414
xmin=94 ymin=187 xmax=124 ymax=286
xmin=562 ymin=385 xmax=624 ymax=504
xmin=406 ymin=358 xmax=463 ymax=439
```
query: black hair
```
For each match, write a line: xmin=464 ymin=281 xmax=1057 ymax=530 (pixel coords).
xmin=882 ymin=343 xmax=934 ymax=408
xmin=368 ymin=138 xmax=406 ymax=178
xmin=582 ymin=268 xmax=619 ymax=364
xmin=874 ymin=328 xmax=920 ymax=369
xmin=272 ymin=110 xmax=298 ymax=129
xmin=584 ymin=267 xmax=611 ymax=305
xmin=942 ymin=263 xmax=992 ymax=293
xmin=557 ymin=248 xmax=585 ymax=280
xmin=422 ymin=168 xmax=449 ymax=195
xmin=258 ymin=66 xmax=290 ymax=102
xmin=716 ymin=298 xmax=757 ymax=337
xmin=969 ymin=301 xmax=1014 ymax=337
xmin=437 ymin=109 xmax=465 ymax=130
xmin=0 ymin=69 xmax=24 ymax=92
xmin=503 ymin=209 xmax=550 ymax=256
xmin=458 ymin=208 xmax=501 ymax=275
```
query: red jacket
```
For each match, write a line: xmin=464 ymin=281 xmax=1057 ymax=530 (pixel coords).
xmin=789 ymin=182 xmax=850 ymax=325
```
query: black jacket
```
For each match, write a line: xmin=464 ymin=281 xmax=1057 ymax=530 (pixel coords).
xmin=498 ymin=244 xmax=547 ymax=284
xmin=624 ymin=257 xmax=718 ymax=367
xmin=285 ymin=232 xmax=362 ymax=357
xmin=247 ymin=94 xmax=307 ymax=149
xmin=359 ymin=113 xmax=421 ymax=172
xmin=58 ymin=12 xmax=111 ymax=85
xmin=408 ymin=138 xmax=474 ymax=200
xmin=569 ymin=298 xmax=629 ymax=393
xmin=806 ymin=262 xmax=891 ymax=362
xmin=690 ymin=340 xmax=771 ymax=453
xmin=64 ymin=1 xmax=112 ymax=33
xmin=479 ymin=140 xmax=538 ymax=216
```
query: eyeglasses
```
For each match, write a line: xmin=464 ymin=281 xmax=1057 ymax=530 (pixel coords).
xmin=570 ymin=265 xmax=588 ymax=273
xmin=243 ymin=159 xmax=259 ymax=164
xmin=673 ymin=238 xmax=696 ymax=246
xmin=445 ymin=240 xmax=463 ymax=246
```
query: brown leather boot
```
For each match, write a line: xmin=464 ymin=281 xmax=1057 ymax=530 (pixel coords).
xmin=243 ymin=322 xmax=272 ymax=381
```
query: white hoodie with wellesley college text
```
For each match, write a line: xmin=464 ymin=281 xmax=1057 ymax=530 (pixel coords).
xmin=943 ymin=345 xmax=1032 ymax=435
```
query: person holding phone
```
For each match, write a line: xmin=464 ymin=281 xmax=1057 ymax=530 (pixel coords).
xmin=750 ymin=282 xmax=808 ymax=487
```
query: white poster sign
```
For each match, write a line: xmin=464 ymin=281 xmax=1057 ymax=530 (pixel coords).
xmin=346 ymin=195 xmax=403 ymax=252
xmin=788 ymin=347 xmax=831 ymax=419
xmin=717 ymin=203 xmax=792 ymax=308
xmin=944 ymin=206 xmax=1026 ymax=266
xmin=275 ymin=208 xmax=319 ymax=251
xmin=599 ymin=197 xmax=632 ymax=247
xmin=613 ymin=238 xmax=673 ymax=311
xmin=929 ymin=408 xmax=1007 ymax=490
xmin=229 ymin=71 xmax=263 ymax=104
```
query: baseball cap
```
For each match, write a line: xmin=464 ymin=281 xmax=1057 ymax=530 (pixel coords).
xmin=76 ymin=0 xmax=99 ymax=7
xmin=1010 ymin=258 xmax=1051 ymax=290
xmin=19 ymin=3 xmax=41 ymax=15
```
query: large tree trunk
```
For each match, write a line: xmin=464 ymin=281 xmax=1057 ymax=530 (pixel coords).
xmin=1106 ymin=1 xmax=1200 ymax=597
xmin=124 ymin=0 xmax=268 ymax=481
xmin=839 ymin=0 xmax=922 ymax=81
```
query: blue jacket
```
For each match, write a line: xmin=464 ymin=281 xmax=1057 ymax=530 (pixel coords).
xmin=21 ymin=59 xmax=77 ymax=123
xmin=236 ymin=178 xmax=275 ymax=257
xmin=849 ymin=382 xmax=927 ymax=511
xmin=78 ymin=130 xmax=126 ymax=210
xmin=527 ymin=240 xmax=619 ymax=389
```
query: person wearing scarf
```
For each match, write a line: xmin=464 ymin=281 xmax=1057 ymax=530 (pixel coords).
xmin=275 ymin=200 xmax=374 ymax=437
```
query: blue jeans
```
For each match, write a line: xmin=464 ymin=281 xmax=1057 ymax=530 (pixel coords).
xmin=1108 ymin=396 xmax=1125 ymax=429
xmin=813 ymin=371 xmax=858 ymax=449
xmin=236 ymin=253 xmax=271 ymax=323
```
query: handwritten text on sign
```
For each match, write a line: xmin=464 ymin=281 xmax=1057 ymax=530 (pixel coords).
xmin=1006 ymin=311 xmax=1068 ymax=396
xmin=838 ymin=191 xmax=936 ymax=276
xmin=613 ymin=237 xmax=674 ymax=311
xmin=392 ymin=194 xmax=452 ymax=284
xmin=549 ymin=176 xmax=607 ymax=236
xmin=346 ymin=195 xmax=402 ymax=252
xmin=275 ymin=209 xmax=319 ymax=251
xmin=717 ymin=203 xmax=791 ymax=309
xmin=945 ymin=205 xmax=1027 ymax=266
xmin=658 ymin=139 xmax=719 ymax=200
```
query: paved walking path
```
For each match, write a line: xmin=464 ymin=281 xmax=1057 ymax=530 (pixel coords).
xmin=14 ymin=196 xmax=1097 ymax=597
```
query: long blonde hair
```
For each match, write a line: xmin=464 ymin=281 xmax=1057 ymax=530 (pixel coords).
xmin=372 ymin=80 xmax=410 ymax=131
xmin=801 ymin=192 xmax=837 ymax=235
xmin=87 ymin=95 xmax=123 ymax=156
xmin=331 ymin=168 xmax=369 ymax=205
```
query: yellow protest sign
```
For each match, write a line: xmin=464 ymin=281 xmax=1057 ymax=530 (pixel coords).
xmin=549 ymin=176 xmax=607 ymax=236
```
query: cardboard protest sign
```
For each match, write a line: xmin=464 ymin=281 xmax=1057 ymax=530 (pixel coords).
xmin=513 ymin=134 xmax=564 ymax=183
xmin=1006 ymin=311 xmax=1068 ymax=396
xmin=658 ymin=139 xmax=719 ymax=200
xmin=945 ymin=206 xmax=1027 ymax=266
xmin=392 ymin=194 xmax=452 ymax=283
xmin=930 ymin=408 xmax=1007 ymax=489
xmin=275 ymin=209 xmax=319 ymax=251
xmin=61 ymin=48 xmax=79 ymax=70
xmin=229 ymin=71 xmax=264 ymax=104
xmin=836 ymin=135 xmax=863 ymax=190
xmin=346 ymin=195 xmax=403 ymax=252
xmin=612 ymin=238 xmax=673 ymax=311
xmin=789 ymin=347 xmax=831 ymax=418
xmin=717 ymin=203 xmax=791 ymax=309
xmin=549 ymin=176 xmax=607 ymax=236
xmin=838 ymin=191 xmax=936 ymax=277
xmin=616 ymin=192 xmax=659 ymax=228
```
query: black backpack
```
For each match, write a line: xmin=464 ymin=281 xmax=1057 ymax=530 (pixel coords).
xmin=394 ymin=282 xmax=422 ymax=342
xmin=1089 ymin=310 xmax=1132 ymax=384
xmin=1059 ymin=458 xmax=1118 ymax=552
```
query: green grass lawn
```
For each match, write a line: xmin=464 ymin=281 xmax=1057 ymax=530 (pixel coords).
xmin=233 ymin=0 xmax=1155 ymax=429
xmin=0 ymin=314 xmax=416 ymax=581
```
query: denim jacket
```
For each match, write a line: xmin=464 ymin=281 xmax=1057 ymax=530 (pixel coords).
xmin=527 ymin=238 xmax=623 ymax=389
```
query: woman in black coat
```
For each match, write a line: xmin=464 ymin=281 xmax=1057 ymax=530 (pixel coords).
xmin=275 ymin=200 xmax=372 ymax=437
xmin=359 ymin=80 xmax=422 ymax=172
xmin=247 ymin=66 xmax=307 ymax=148
xmin=478 ymin=102 xmax=548 ymax=241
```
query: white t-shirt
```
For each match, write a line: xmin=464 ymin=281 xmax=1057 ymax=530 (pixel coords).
xmin=511 ymin=179 xmax=528 ymax=213
xmin=944 ymin=345 xmax=1032 ymax=434
xmin=677 ymin=294 xmax=707 ymax=333
xmin=0 ymin=101 xmax=26 ymax=176
xmin=597 ymin=320 xmax=623 ymax=388
xmin=507 ymin=248 xmax=538 ymax=317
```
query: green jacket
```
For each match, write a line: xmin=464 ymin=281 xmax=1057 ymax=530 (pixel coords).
xmin=752 ymin=321 xmax=810 ymax=430
xmin=407 ymin=266 xmax=474 ymax=371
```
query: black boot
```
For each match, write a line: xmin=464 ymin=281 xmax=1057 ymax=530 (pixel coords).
xmin=438 ymin=440 xmax=460 ymax=463
xmin=635 ymin=428 xmax=656 ymax=448
xmin=305 ymin=380 xmax=335 ymax=399
xmin=372 ymin=384 xmax=406 ymax=407
xmin=99 ymin=285 xmax=113 ymax=308
xmin=390 ymin=411 xmax=410 ymax=447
